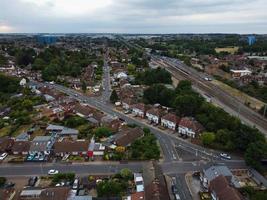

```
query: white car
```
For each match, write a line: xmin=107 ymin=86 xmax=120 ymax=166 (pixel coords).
xmin=48 ymin=169 xmax=59 ymax=175
xmin=220 ymin=153 xmax=231 ymax=160
xmin=0 ymin=153 xmax=8 ymax=160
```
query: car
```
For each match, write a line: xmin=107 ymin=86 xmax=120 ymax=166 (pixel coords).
xmin=28 ymin=176 xmax=38 ymax=187
xmin=72 ymin=178 xmax=79 ymax=189
xmin=62 ymin=154 xmax=70 ymax=161
xmin=0 ymin=153 xmax=8 ymax=160
xmin=171 ymin=185 xmax=178 ymax=194
xmin=174 ymin=194 xmax=181 ymax=200
xmin=48 ymin=169 xmax=59 ymax=175
xmin=124 ymin=110 xmax=131 ymax=114
xmin=220 ymin=153 xmax=231 ymax=160
xmin=74 ymin=94 xmax=78 ymax=97
xmin=204 ymin=77 xmax=212 ymax=81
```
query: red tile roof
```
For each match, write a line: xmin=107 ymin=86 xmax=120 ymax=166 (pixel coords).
xmin=209 ymin=175 xmax=242 ymax=200
xmin=131 ymin=191 xmax=145 ymax=200
xmin=161 ymin=113 xmax=180 ymax=123
xmin=179 ymin=117 xmax=204 ymax=133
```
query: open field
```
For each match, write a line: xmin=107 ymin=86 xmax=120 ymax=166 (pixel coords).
xmin=215 ymin=46 xmax=239 ymax=54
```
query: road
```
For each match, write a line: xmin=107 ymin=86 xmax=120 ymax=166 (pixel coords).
xmin=100 ymin=51 xmax=112 ymax=102
xmin=152 ymin=55 xmax=267 ymax=135
xmin=0 ymin=162 xmax=144 ymax=177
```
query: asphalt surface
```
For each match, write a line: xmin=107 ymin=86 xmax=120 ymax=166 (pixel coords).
xmin=0 ymin=162 xmax=144 ymax=177
xmin=152 ymin=55 xmax=267 ymax=136
xmin=170 ymin=174 xmax=192 ymax=200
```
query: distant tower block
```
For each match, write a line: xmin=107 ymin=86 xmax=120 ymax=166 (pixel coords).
xmin=247 ymin=35 xmax=256 ymax=46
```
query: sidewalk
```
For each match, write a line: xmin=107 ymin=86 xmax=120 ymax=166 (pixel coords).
xmin=185 ymin=172 xmax=200 ymax=200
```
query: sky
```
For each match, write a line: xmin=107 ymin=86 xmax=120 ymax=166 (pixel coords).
xmin=0 ymin=0 xmax=266 ymax=34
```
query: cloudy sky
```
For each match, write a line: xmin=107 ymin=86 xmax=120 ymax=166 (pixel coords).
xmin=0 ymin=0 xmax=266 ymax=33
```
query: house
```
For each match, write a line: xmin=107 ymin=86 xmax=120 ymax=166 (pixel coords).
xmin=115 ymin=71 xmax=128 ymax=80
xmin=122 ymin=98 xmax=136 ymax=110
xmin=29 ymin=136 xmax=55 ymax=156
xmin=0 ymin=188 xmax=16 ymax=200
xmin=87 ymin=137 xmax=105 ymax=158
xmin=19 ymin=187 xmax=70 ymax=200
xmin=11 ymin=141 xmax=31 ymax=155
xmin=161 ymin=113 xmax=180 ymax=130
xmin=0 ymin=137 xmax=14 ymax=153
xmin=53 ymin=140 xmax=89 ymax=157
xmin=101 ymin=115 xmax=121 ymax=133
xmin=230 ymin=69 xmax=252 ymax=79
xmin=178 ymin=117 xmax=204 ymax=138
xmin=46 ymin=124 xmax=79 ymax=139
xmin=132 ymin=103 xmax=146 ymax=118
xmin=15 ymin=132 xmax=30 ymax=141
xmin=146 ymin=107 xmax=164 ymax=124
xmin=73 ymin=104 xmax=95 ymax=118
xmin=201 ymin=166 xmax=241 ymax=189
xmin=130 ymin=192 xmax=145 ymax=200
xmin=209 ymin=175 xmax=242 ymax=200
xmin=113 ymin=127 xmax=144 ymax=147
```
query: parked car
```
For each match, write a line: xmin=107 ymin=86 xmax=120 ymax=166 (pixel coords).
xmin=48 ymin=169 xmax=59 ymax=175
xmin=72 ymin=178 xmax=79 ymax=189
xmin=174 ymin=194 xmax=181 ymax=200
xmin=28 ymin=176 xmax=38 ymax=187
xmin=0 ymin=153 xmax=8 ymax=160
xmin=220 ymin=153 xmax=231 ymax=160
xmin=62 ymin=154 xmax=70 ymax=161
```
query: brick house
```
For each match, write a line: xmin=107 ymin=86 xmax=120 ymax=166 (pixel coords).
xmin=178 ymin=117 xmax=204 ymax=138
xmin=161 ymin=113 xmax=180 ymax=130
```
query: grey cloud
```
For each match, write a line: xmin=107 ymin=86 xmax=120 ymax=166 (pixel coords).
xmin=0 ymin=0 xmax=266 ymax=33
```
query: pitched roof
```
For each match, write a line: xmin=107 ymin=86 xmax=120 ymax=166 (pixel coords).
xmin=114 ymin=127 xmax=144 ymax=147
xmin=179 ymin=117 xmax=204 ymax=133
xmin=74 ymin=103 xmax=95 ymax=117
xmin=209 ymin=175 xmax=242 ymax=200
xmin=53 ymin=140 xmax=89 ymax=153
xmin=131 ymin=191 xmax=145 ymax=200
xmin=203 ymin=165 xmax=240 ymax=188
xmin=131 ymin=103 xmax=146 ymax=112
xmin=0 ymin=137 xmax=14 ymax=152
xmin=12 ymin=141 xmax=31 ymax=153
xmin=161 ymin=113 xmax=180 ymax=123
xmin=146 ymin=108 xmax=164 ymax=117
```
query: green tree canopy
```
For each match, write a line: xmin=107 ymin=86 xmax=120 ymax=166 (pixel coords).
xmin=201 ymin=132 xmax=216 ymax=146
xmin=110 ymin=90 xmax=119 ymax=104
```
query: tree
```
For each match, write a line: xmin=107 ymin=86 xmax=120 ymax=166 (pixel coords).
xmin=32 ymin=58 xmax=46 ymax=70
xmin=143 ymin=84 xmax=175 ymax=107
xmin=94 ymin=127 xmax=112 ymax=139
xmin=110 ymin=90 xmax=119 ymax=104
xmin=174 ymin=94 xmax=202 ymax=116
xmin=120 ymin=168 xmax=133 ymax=181
xmin=135 ymin=67 xmax=172 ymax=85
xmin=0 ymin=54 xmax=7 ymax=66
xmin=245 ymin=141 xmax=267 ymax=171
xmin=201 ymin=132 xmax=215 ymax=146
xmin=97 ymin=180 xmax=125 ymax=197
xmin=81 ymin=81 xmax=87 ymax=93
xmin=0 ymin=177 xmax=6 ymax=187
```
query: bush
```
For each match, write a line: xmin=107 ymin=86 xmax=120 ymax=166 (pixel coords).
xmin=0 ymin=177 xmax=6 ymax=187
xmin=52 ymin=173 xmax=75 ymax=184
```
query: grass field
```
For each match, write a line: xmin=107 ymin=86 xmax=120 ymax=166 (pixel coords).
xmin=212 ymin=79 xmax=264 ymax=110
xmin=215 ymin=46 xmax=239 ymax=54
